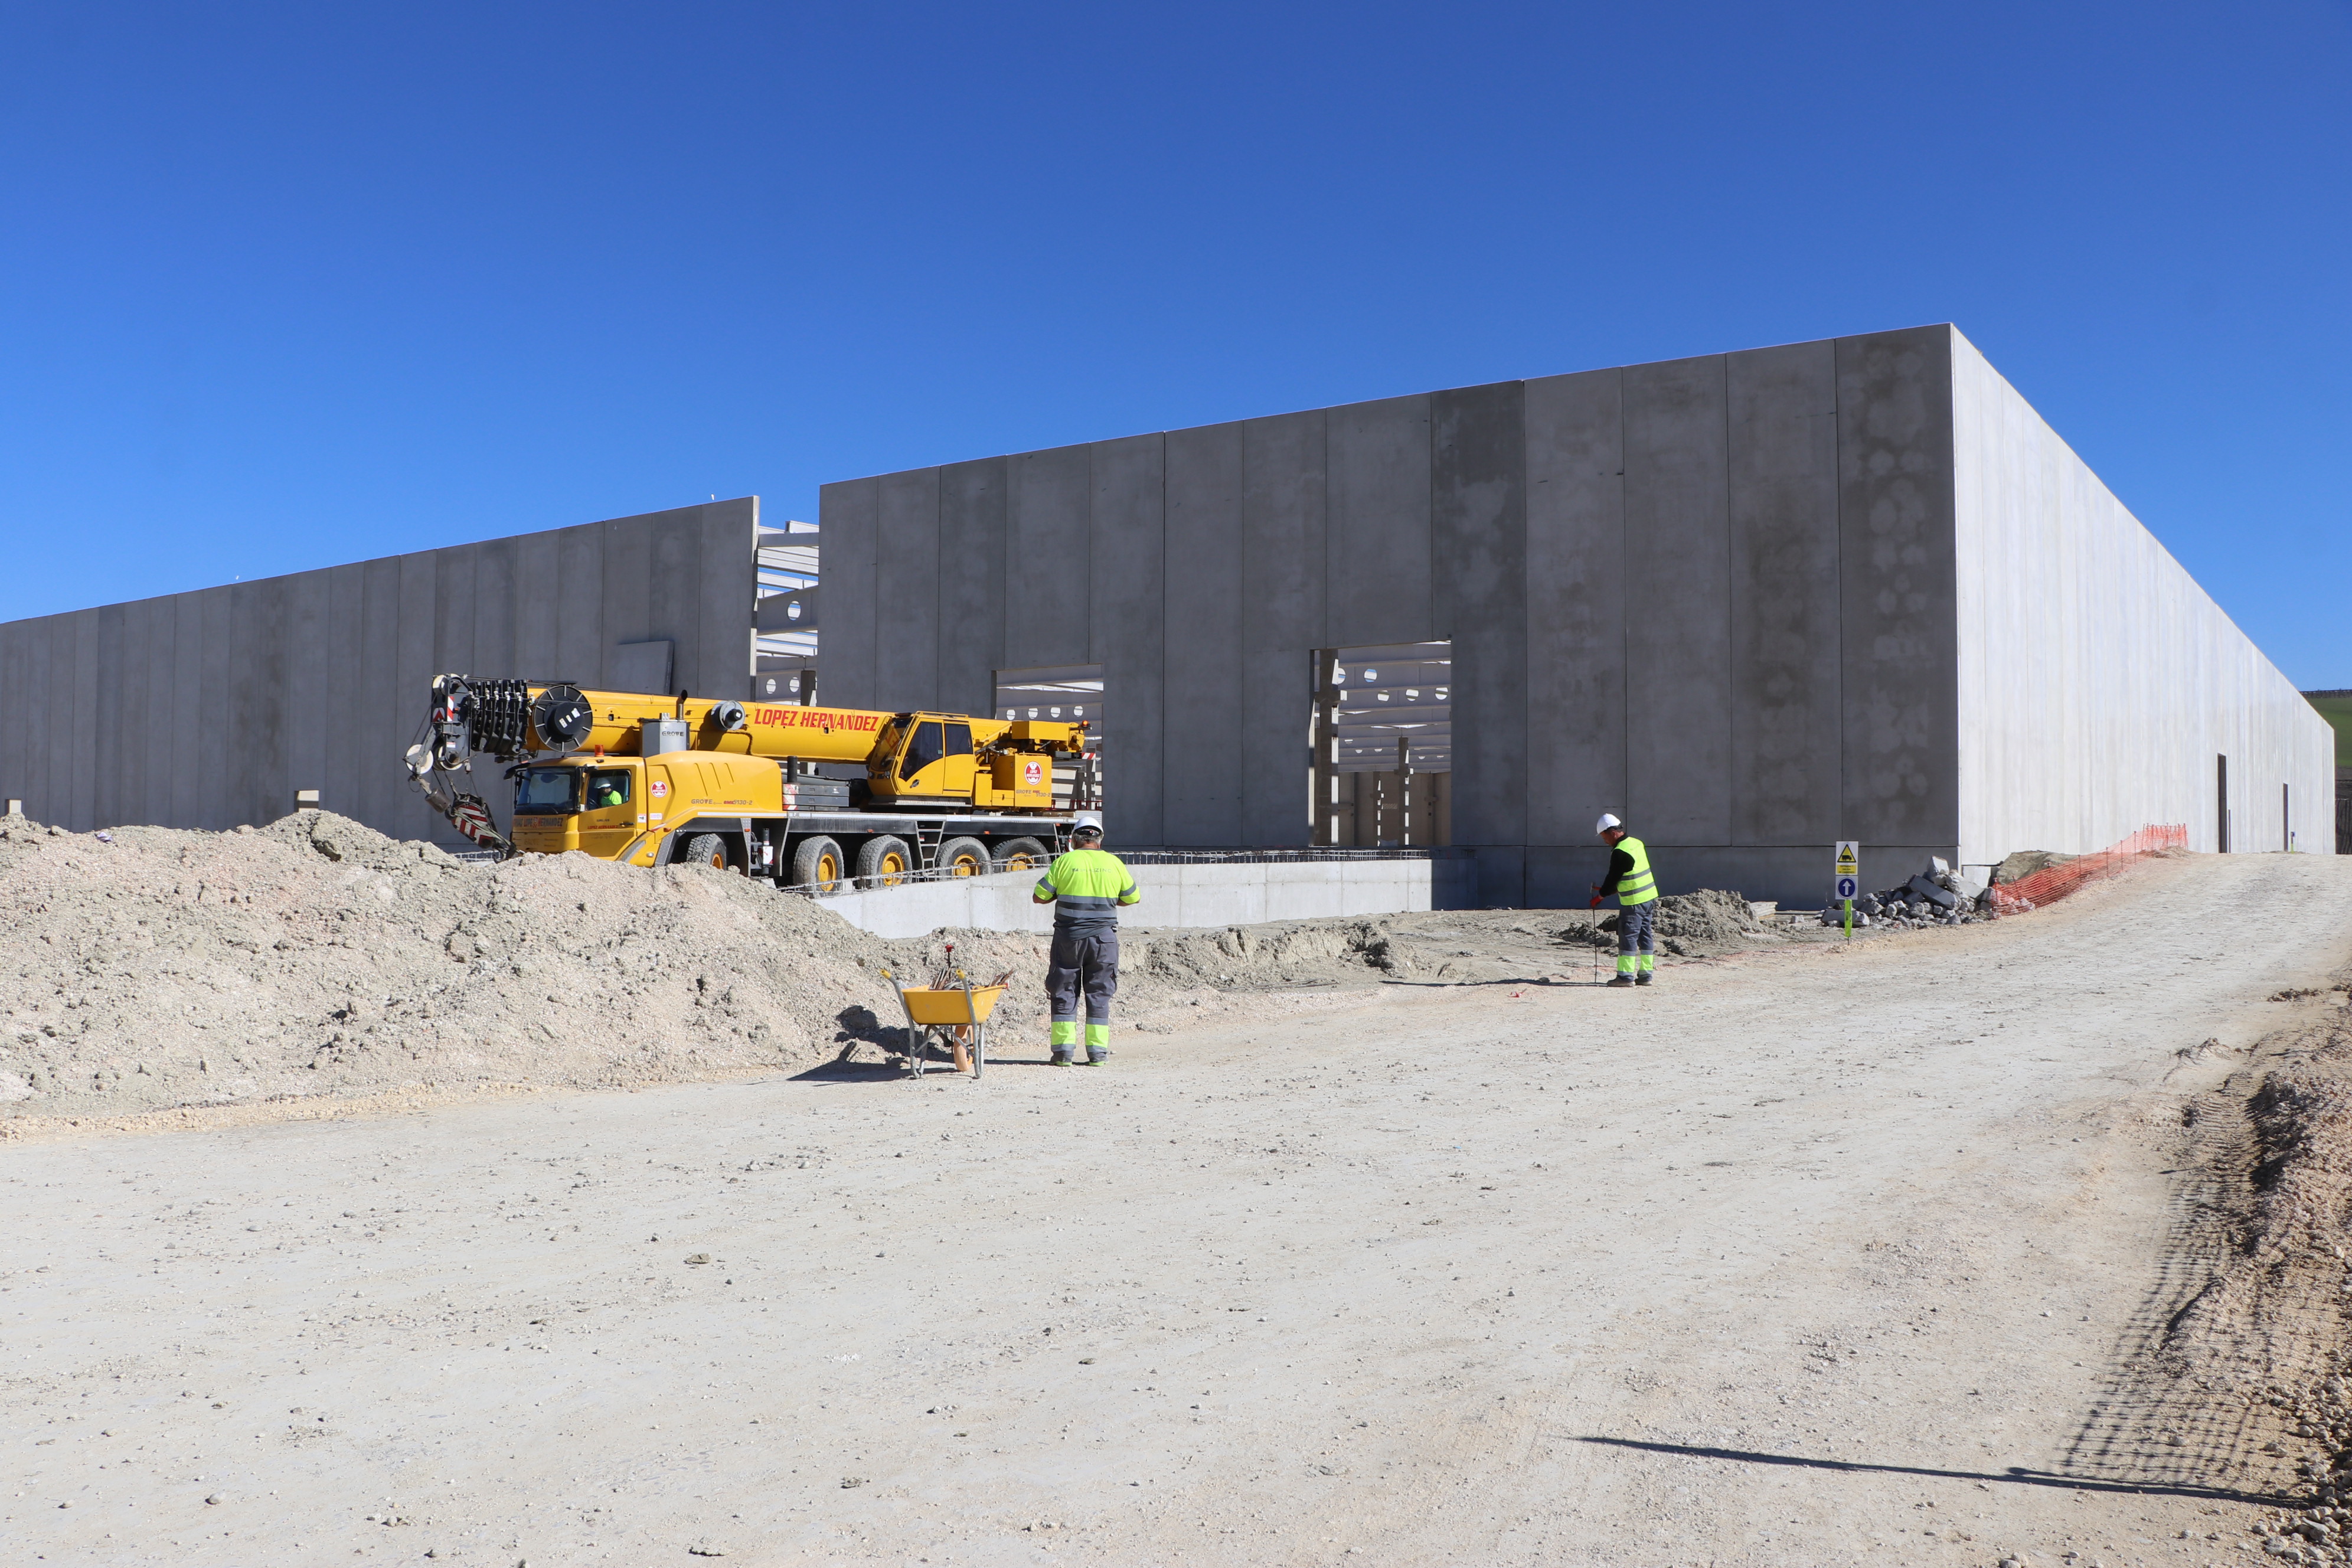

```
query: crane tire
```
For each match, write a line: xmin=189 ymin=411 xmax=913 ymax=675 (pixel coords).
xmin=855 ymin=835 xmax=913 ymax=888
xmin=680 ymin=832 xmax=731 ymax=873
xmin=936 ymin=837 xmax=991 ymax=877
xmin=992 ymin=837 xmax=1049 ymax=874
xmin=791 ymin=835 xmax=845 ymax=893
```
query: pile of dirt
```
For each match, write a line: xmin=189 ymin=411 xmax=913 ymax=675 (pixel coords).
xmin=0 ymin=808 xmax=1068 ymax=1127
xmin=0 ymin=808 xmax=1805 ymax=1127
xmin=1595 ymin=888 xmax=1782 ymax=956
xmin=1992 ymin=848 xmax=2075 ymax=885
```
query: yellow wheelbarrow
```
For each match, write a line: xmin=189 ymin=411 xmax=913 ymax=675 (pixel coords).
xmin=880 ymin=968 xmax=1005 ymax=1080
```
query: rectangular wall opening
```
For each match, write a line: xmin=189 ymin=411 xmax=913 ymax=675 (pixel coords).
xmin=753 ymin=521 xmax=821 ymax=704
xmin=2218 ymin=753 xmax=2230 ymax=854
xmin=1311 ymin=642 xmax=1452 ymax=847
xmin=995 ymin=664 xmax=1105 ymax=814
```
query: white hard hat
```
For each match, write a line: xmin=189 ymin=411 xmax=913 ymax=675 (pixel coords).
xmin=1595 ymin=812 xmax=1622 ymax=835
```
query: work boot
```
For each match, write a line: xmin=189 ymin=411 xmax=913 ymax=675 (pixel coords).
xmin=1083 ymin=1050 xmax=1110 ymax=1066
xmin=1606 ymin=975 xmax=1636 ymax=988
xmin=1635 ymin=972 xmax=1655 ymax=986
xmin=1050 ymin=1050 xmax=1073 ymax=1067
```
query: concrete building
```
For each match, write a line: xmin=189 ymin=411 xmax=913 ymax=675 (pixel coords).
xmin=1 ymin=324 xmax=2331 ymax=901
xmin=0 ymin=499 xmax=770 ymax=850
xmin=819 ymin=324 xmax=2333 ymax=903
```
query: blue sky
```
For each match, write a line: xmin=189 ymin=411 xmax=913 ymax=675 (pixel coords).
xmin=2 ymin=2 xmax=2346 ymax=682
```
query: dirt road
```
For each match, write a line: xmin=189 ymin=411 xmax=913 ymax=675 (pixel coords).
xmin=8 ymin=852 xmax=2351 ymax=1566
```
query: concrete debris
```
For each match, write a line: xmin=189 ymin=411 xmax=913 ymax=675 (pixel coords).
xmin=1938 ymin=868 xmax=1988 ymax=903
xmin=1906 ymin=873 xmax=1959 ymax=911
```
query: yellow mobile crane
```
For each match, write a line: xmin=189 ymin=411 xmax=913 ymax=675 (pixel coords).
xmin=404 ymin=677 xmax=1096 ymax=887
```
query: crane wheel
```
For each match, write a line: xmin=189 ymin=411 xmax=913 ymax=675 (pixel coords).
xmin=937 ymin=837 xmax=991 ymax=877
xmin=681 ymin=832 xmax=731 ymax=873
xmin=791 ymin=835 xmax=845 ymax=893
xmin=991 ymin=837 xmax=1048 ymax=874
xmin=855 ymin=835 xmax=913 ymax=888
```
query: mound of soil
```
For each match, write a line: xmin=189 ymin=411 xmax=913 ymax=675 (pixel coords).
xmin=0 ymin=806 xmax=1801 ymax=1128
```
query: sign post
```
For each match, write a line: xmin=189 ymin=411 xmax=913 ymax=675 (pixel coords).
xmin=1834 ymin=841 xmax=1860 ymax=939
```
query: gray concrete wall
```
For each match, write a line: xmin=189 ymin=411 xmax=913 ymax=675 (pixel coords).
xmin=822 ymin=327 xmax=1968 ymax=906
xmin=1951 ymin=332 xmax=2334 ymax=863
xmin=0 ymin=499 xmax=759 ymax=847
xmin=811 ymin=857 xmax=1477 ymax=942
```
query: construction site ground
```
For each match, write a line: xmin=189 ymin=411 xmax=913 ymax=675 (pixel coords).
xmin=8 ymin=845 xmax=2352 ymax=1566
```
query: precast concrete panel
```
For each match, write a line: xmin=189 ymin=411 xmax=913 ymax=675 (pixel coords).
xmin=512 ymin=529 xmax=561 ymax=681
xmin=0 ymin=619 xmax=24 ymax=811
xmin=1622 ymin=357 xmax=1732 ymax=848
xmin=198 ymin=587 xmax=238 ymax=829
xmin=120 ymin=600 xmax=164 ymax=827
xmin=1239 ymin=411 xmax=1328 ymax=846
xmin=1088 ymin=433 xmax=1167 ymax=848
xmin=358 ymin=558 xmax=405 ymax=835
xmin=168 ymin=591 xmax=204 ymax=828
xmin=1523 ymin=367 xmax=1626 ymax=888
xmin=695 ymin=498 xmax=755 ymax=701
xmin=599 ymin=517 xmax=654 ymax=688
xmin=1431 ymin=380 xmax=1528 ymax=904
xmin=1004 ymin=445 xmax=1092 ymax=672
xmin=1161 ymin=422 xmax=1245 ymax=844
xmin=1837 ymin=327 xmax=1959 ymax=851
xmin=1726 ymin=340 xmax=1843 ymax=847
xmin=37 ymin=609 xmax=64 ymax=823
xmin=472 ymin=537 xmax=518 ymax=680
xmin=936 ymin=458 xmax=1009 ymax=721
xmin=875 ymin=468 xmax=943 ymax=710
xmin=93 ymin=604 xmax=126 ymax=829
xmin=394 ymin=555 xmax=440 ymax=834
xmin=648 ymin=514 xmax=703 ymax=694
xmin=553 ymin=524 xmax=605 ymax=688
xmin=67 ymin=609 xmax=98 ymax=831
xmin=232 ymin=578 xmax=290 ymax=831
xmin=434 ymin=548 xmax=480 ymax=694
xmin=322 ymin=564 xmax=367 ymax=822
xmin=1325 ymin=394 xmax=1433 ymax=646
xmin=286 ymin=569 xmax=329 ymax=814
xmin=817 ymin=478 xmax=881 ymax=708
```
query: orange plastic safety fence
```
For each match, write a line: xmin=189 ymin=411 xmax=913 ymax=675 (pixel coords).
xmin=1990 ymin=824 xmax=2188 ymax=912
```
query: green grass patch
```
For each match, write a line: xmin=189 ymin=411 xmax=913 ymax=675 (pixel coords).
xmin=2304 ymin=692 xmax=2352 ymax=770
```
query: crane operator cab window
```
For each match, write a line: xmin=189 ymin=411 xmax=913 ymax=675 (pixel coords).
xmin=515 ymin=767 xmax=583 ymax=814
xmin=586 ymin=770 xmax=631 ymax=811
xmin=899 ymin=720 xmax=944 ymax=780
xmin=889 ymin=717 xmax=974 ymax=795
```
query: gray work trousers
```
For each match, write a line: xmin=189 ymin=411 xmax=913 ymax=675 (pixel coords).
xmin=1615 ymin=900 xmax=1656 ymax=975
xmin=1046 ymin=928 xmax=1119 ymax=1053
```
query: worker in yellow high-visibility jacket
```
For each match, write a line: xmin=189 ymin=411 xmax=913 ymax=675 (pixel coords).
xmin=1590 ymin=812 xmax=1660 ymax=988
xmin=1032 ymin=821 xmax=1140 ymax=1064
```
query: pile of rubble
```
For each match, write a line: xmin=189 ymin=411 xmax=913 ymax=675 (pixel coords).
xmin=1819 ymin=857 xmax=1999 ymax=930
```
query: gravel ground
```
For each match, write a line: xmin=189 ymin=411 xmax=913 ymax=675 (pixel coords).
xmin=4 ymin=851 xmax=2350 ymax=1566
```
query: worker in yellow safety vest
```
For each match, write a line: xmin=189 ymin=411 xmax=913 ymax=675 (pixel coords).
xmin=1589 ymin=812 xmax=1659 ymax=988
xmin=1032 ymin=821 xmax=1140 ymax=1064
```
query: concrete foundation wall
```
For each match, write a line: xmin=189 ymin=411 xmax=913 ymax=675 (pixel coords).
xmin=812 ymin=857 xmax=1478 ymax=942
xmin=0 ymin=499 xmax=757 ymax=846
xmin=824 ymin=327 xmax=1964 ymax=907
xmin=1951 ymin=334 xmax=2333 ymax=863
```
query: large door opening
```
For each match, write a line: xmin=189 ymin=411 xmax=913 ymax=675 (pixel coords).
xmin=1311 ymin=642 xmax=1452 ymax=847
